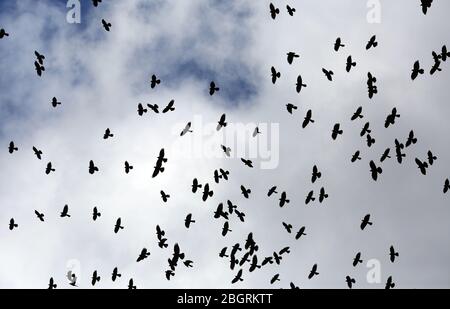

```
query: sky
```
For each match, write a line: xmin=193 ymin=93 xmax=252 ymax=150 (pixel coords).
xmin=0 ymin=0 xmax=449 ymax=289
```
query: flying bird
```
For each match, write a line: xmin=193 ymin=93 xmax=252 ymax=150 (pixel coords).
xmin=103 ymin=128 xmax=113 ymax=139
xmin=137 ymin=103 xmax=147 ymax=116
xmin=287 ymin=52 xmax=299 ymax=64
xmin=180 ymin=122 xmax=192 ymax=136
xmin=136 ymin=248 xmax=151 ymax=262
xmin=427 ymin=150 xmax=437 ymax=166
xmin=185 ymin=214 xmax=195 ymax=228
xmin=322 ymin=68 xmax=334 ymax=81
xmin=346 ymin=55 xmax=356 ymax=72
xmin=366 ymin=35 xmax=378 ymax=50
xmin=231 ymin=269 xmax=243 ymax=284
xmin=240 ymin=185 xmax=251 ymax=199
xmin=385 ymin=276 xmax=395 ymax=289
xmin=351 ymin=150 xmax=361 ymax=163
xmin=89 ymin=160 xmax=99 ymax=174
xmin=162 ymin=100 xmax=175 ymax=113
xmin=269 ymin=3 xmax=280 ymax=20
xmin=296 ymin=75 xmax=307 ymax=93
xmin=241 ymin=158 xmax=253 ymax=168
xmin=124 ymin=161 xmax=133 ymax=174
xmin=312 ymin=165 xmax=322 ymax=183
xmin=271 ymin=66 xmax=281 ymax=84
xmin=420 ymin=0 xmax=433 ymax=15
xmin=415 ymin=158 xmax=428 ymax=175
xmin=369 ymin=160 xmax=382 ymax=181
xmin=286 ymin=103 xmax=298 ymax=114
xmin=45 ymin=162 xmax=55 ymax=174
xmin=60 ymin=204 xmax=71 ymax=218
xmin=389 ymin=246 xmax=399 ymax=263
xmin=268 ymin=186 xmax=278 ymax=196
xmin=112 ymin=267 xmax=121 ymax=282
xmin=8 ymin=141 xmax=18 ymax=153
xmin=295 ymin=226 xmax=307 ymax=240
xmin=114 ymin=218 xmax=124 ymax=233
xmin=34 ymin=61 xmax=45 ymax=76
xmin=270 ymin=274 xmax=281 ymax=284
xmin=160 ymin=190 xmax=170 ymax=203
xmin=444 ymin=178 xmax=449 ymax=194
xmin=346 ymin=276 xmax=356 ymax=289
xmin=147 ymin=103 xmax=159 ymax=113
xmin=51 ymin=97 xmax=61 ymax=108
xmin=102 ymin=19 xmax=111 ymax=31
xmin=308 ymin=264 xmax=319 ymax=279
xmin=405 ymin=130 xmax=417 ymax=147
xmin=92 ymin=0 xmax=102 ymax=7
xmin=302 ymin=109 xmax=315 ymax=128
xmin=152 ymin=148 xmax=167 ymax=178
xmin=92 ymin=207 xmax=101 ymax=221
xmin=91 ymin=271 xmax=100 ymax=286
xmin=279 ymin=191 xmax=290 ymax=207
xmin=331 ymin=123 xmax=343 ymax=140
xmin=217 ymin=114 xmax=227 ymax=131
xmin=9 ymin=218 xmax=18 ymax=230
xmin=360 ymin=214 xmax=373 ymax=230
xmin=286 ymin=5 xmax=296 ymax=16
xmin=202 ymin=183 xmax=214 ymax=201
xmin=192 ymin=178 xmax=202 ymax=193
xmin=334 ymin=37 xmax=345 ymax=51
xmin=48 ymin=278 xmax=57 ymax=289
xmin=209 ymin=81 xmax=219 ymax=95
xmin=411 ymin=60 xmax=424 ymax=80
xmin=34 ymin=210 xmax=45 ymax=222
xmin=353 ymin=252 xmax=363 ymax=267
xmin=34 ymin=51 xmax=45 ymax=65
xmin=32 ymin=146 xmax=43 ymax=160
xmin=0 ymin=28 xmax=9 ymax=38
xmin=150 ymin=74 xmax=161 ymax=89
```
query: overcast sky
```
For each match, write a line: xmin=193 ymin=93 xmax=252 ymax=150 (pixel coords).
xmin=0 ymin=0 xmax=449 ymax=289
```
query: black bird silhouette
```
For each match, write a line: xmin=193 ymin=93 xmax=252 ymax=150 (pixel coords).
xmin=0 ymin=28 xmax=9 ymax=38
xmin=32 ymin=146 xmax=43 ymax=159
xmin=334 ymin=37 xmax=345 ymax=51
xmin=51 ymin=97 xmax=61 ymax=108
xmin=147 ymin=103 xmax=159 ymax=113
xmin=48 ymin=277 xmax=57 ymax=289
xmin=217 ymin=113 xmax=227 ymax=131
xmin=137 ymin=103 xmax=147 ymax=116
xmin=351 ymin=150 xmax=361 ymax=162
xmin=367 ymin=72 xmax=377 ymax=98
xmin=231 ymin=269 xmax=244 ymax=284
xmin=405 ymin=130 xmax=417 ymax=147
xmin=60 ymin=204 xmax=71 ymax=218
xmin=221 ymin=144 xmax=231 ymax=157
xmin=389 ymin=246 xmax=399 ymax=263
xmin=241 ymin=158 xmax=253 ymax=168
xmin=296 ymin=75 xmax=307 ymax=93
xmin=385 ymin=107 xmax=400 ymax=128
xmin=430 ymin=51 xmax=442 ymax=75
xmin=269 ymin=3 xmax=280 ymax=20
xmin=92 ymin=0 xmax=102 ymax=7
xmin=366 ymin=134 xmax=376 ymax=148
xmin=103 ymin=128 xmax=113 ymax=139
xmin=165 ymin=270 xmax=175 ymax=281
xmin=185 ymin=213 xmax=195 ymax=228
xmin=34 ymin=61 xmax=45 ymax=76
xmin=192 ymin=178 xmax=202 ymax=193
xmin=214 ymin=203 xmax=229 ymax=220
xmin=252 ymin=126 xmax=260 ymax=138
xmin=102 ymin=19 xmax=111 ymax=31
xmin=35 ymin=51 xmax=45 ymax=65
xmin=150 ymin=74 xmax=161 ymax=89
xmin=271 ymin=66 xmax=281 ymax=84
xmin=420 ymin=0 xmax=433 ymax=15
xmin=395 ymin=139 xmax=406 ymax=164
xmin=219 ymin=247 xmax=229 ymax=258
xmin=360 ymin=122 xmax=371 ymax=137
xmin=222 ymin=221 xmax=232 ymax=236
xmin=219 ymin=168 xmax=229 ymax=180
xmin=227 ymin=200 xmax=237 ymax=214
xmin=380 ymin=148 xmax=391 ymax=162
xmin=279 ymin=191 xmax=290 ymax=207
xmin=290 ymin=282 xmax=300 ymax=289
xmin=322 ymin=68 xmax=334 ymax=81
xmin=91 ymin=271 xmax=100 ymax=286
xmin=287 ymin=52 xmax=299 ymax=64
xmin=411 ymin=61 xmax=424 ymax=80
xmin=346 ymin=55 xmax=356 ymax=72
xmin=114 ymin=217 xmax=124 ymax=233
xmin=202 ymin=183 xmax=214 ymax=201
xmin=415 ymin=158 xmax=428 ymax=175
xmin=45 ymin=162 xmax=55 ymax=174
xmin=282 ymin=222 xmax=293 ymax=233
xmin=360 ymin=214 xmax=373 ymax=230
xmin=353 ymin=252 xmax=363 ymax=267
xmin=163 ymin=100 xmax=175 ymax=113
xmin=89 ymin=160 xmax=99 ymax=174
xmin=92 ymin=207 xmax=101 ymax=221
xmin=34 ymin=210 xmax=45 ymax=222
xmin=9 ymin=218 xmax=18 ymax=230
xmin=286 ymin=103 xmax=298 ymax=114
xmin=8 ymin=141 xmax=18 ymax=153
xmin=273 ymin=252 xmax=282 ymax=264
xmin=302 ymin=109 xmax=315 ymax=128
xmin=441 ymin=45 xmax=450 ymax=61
xmin=184 ymin=260 xmax=193 ymax=268
xmin=369 ymin=160 xmax=382 ymax=181
xmin=152 ymin=148 xmax=167 ymax=178
xmin=112 ymin=267 xmax=121 ymax=281
xmin=161 ymin=190 xmax=170 ymax=202
xmin=308 ymin=264 xmax=319 ymax=279
xmin=427 ymin=150 xmax=437 ymax=166
xmin=305 ymin=190 xmax=315 ymax=205
xmin=385 ymin=276 xmax=395 ymax=289
xmin=366 ymin=35 xmax=378 ymax=50
xmin=346 ymin=276 xmax=356 ymax=289
xmin=249 ymin=255 xmax=261 ymax=272
xmin=128 ymin=279 xmax=136 ymax=289
xmin=209 ymin=81 xmax=219 ymax=96
xmin=295 ymin=226 xmax=307 ymax=240
xmin=332 ymin=123 xmax=343 ymax=140
xmin=240 ymin=185 xmax=251 ymax=198
xmin=286 ymin=5 xmax=296 ymax=16
xmin=270 ymin=274 xmax=281 ymax=285
xmin=137 ymin=248 xmax=151 ymax=262
xmin=180 ymin=122 xmax=192 ymax=136
xmin=124 ymin=161 xmax=133 ymax=174
xmin=319 ymin=187 xmax=328 ymax=203
xmin=444 ymin=178 xmax=449 ymax=194
xmin=268 ymin=186 xmax=278 ymax=196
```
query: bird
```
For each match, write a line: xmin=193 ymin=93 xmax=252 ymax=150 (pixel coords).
xmin=217 ymin=114 xmax=227 ymax=131
xmin=385 ymin=276 xmax=395 ymax=289
xmin=286 ymin=103 xmax=298 ymax=114
xmin=319 ymin=187 xmax=328 ymax=203
xmin=89 ymin=160 xmax=99 ymax=174
xmin=34 ymin=61 xmax=45 ymax=76
xmin=440 ymin=45 xmax=450 ymax=61
xmin=92 ymin=0 xmax=102 ymax=7
xmin=180 ymin=122 xmax=192 ymax=136
xmin=92 ymin=207 xmax=101 ymax=221
xmin=240 ymin=185 xmax=251 ymax=199
xmin=150 ymin=74 xmax=161 ymax=89
xmin=380 ymin=148 xmax=391 ymax=162
xmin=136 ymin=248 xmax=151 ymax=262
xmin=385 ymin=107 xmax=400 ymax=128
xmin=241 ymin=158 xmax=253 ymax=168
xmin=192 ymin=178 xmax=202 ymax=193
xmin=405 ymin=130 xmax=417 ymax=147
xmin=360 ymin=214 xmax=373 ymax=230
xmin=389 ymin=246 xmax=399 ymax=263
xmin=271 ymin=66 xmax=281 ymax=84
xmin=369 ymin=160 xmax=382 ymax=181
xmin=0 ymin=28 xmax=9 ymax=38
xmin=302 ymin=109 xmax=315 ymax=128
xmin=346 ymin=55 xmax=356 ymax=72
xmin=152 ymin=148 xmax=167 ymax=178
xmin=162 ymin=100 xmax=175 ymax=113
xmin=279 ymin=191 xmax=290 ymax=207
xmin=415 ymin=158 xmax=428 ymax=175
xmin=114 ymin=218 xmax=124 ymax=233
xmin=112 ymin=267 xmax=121 ymax=282
xmin=91 ymin=271 xmax=100 ymax=286
xmin=124 ymin=161 xmax=133 ymax=174
xmin=34 ymin=51 xmax=45 ymax=65
xmin=231 ymin=269 xmax=244 ymax=284
xmin=128 ymin=279 xmax=137 ymax=289
xmin=290 ymin=282 xmax=300 ymax=289
xmin=32 ymin=146 xmax=43 ymax=159
xmin=184 ymin=260 xmax=193 ymax=268
xmin=353 ymin=252 xmax=363 ymax=267
xmin=34 ymin=210 xmax=45 ymax=222
xmin=420 ymin=0 xmax=433 ymax=15
xmin=160 ymin=191 xmax=170 ymax=203
xmin=51 ymin=97 xmax=61 ymax=108
xmin=430 ymin=51 xmax=442 ymax=75
xmin=411 ymin=60 xmax=424 ymax=80
xmin=249 ymin=255 xmax=261 ymax=272
xmin=185 ymin=214 xmax=195 ymax=228
xmin=103 ymin=128 xmax=113 ymax=139
xmin=147 ymin=103 xmax=159 ymax=113
xmin=308 ymin=264 xmax=319 ymax=279
xmin=346 ymin=276 xmax=356 ymax=289
xmin=268 ymin=186 xmax=278 ymax=196
xmin=269 ymin=3 xmax=280 ymax=20
xmin=331 ymin=123 xmax=343 ymax=140
xmin=165 ymin=270 xmax=175 ymax=281
xmin=252 ymin=126 xmax=260 ymax=137
xmin=427 ymin=150 xmax=437 ymax=166
xmin=286 ymin=5 xmax=296 ymax=16
xmin=270 ymin=274 xmax=281 ymax=284
xmin=295 ymin=226 xmax=307 ymax=240
xmin=305 ymin=190 xmax=315 ymax=205
xmin=287 ymin=52 xmax=299 ymax=64
xmin=45 ymin=162 xmax=55 ymax=174
xmin=351 ymin=150 xmax=361 ymax=163
xmin=367 ymin=72 xmax=378 ymax=98
xmin=214 ymin=203 xmax=229 ymax=220
xmin=395 ymin=139 xmax=406 ymax=164
xmin=322 ymin=68 xmax=334 ymax=81
xmin=222 ymin=221 xmax=232 ymax=236
xmin=221 ymin=145 xmax=231 ymax=157
xmin=101 ymin=19 xmax=111 ymax=31
xmin=444 ymin=178 xmax=450 ymax=194
xmin=334 ymin=37 xmax=345 ymax=51
xmin=360 ymin=122 xmax=371 ymax=137
xmin=48 ymin=277 xmax=57 ymax=289
xmin=219 ymin=247 xmax=229 ymax=258
xmin=366 ymin=134 xmax=376 ymax=148
xmin=366 ymin=35 xmax=378 ymax=50
xmin=137 ymin=103 xmax=147 ymax=116
xmin=202 ymin=183 xmax=214 ymax=201
xmin=209 ymin=81 xmax=219 ymax=95
xmin=8 ymin=141 xmax=18 ymax=154
xmin=60 ymin=204 xmax=71 ymax=218
xmin=296 ymin=75 xmax=307 ymax=93
xmin=9 ymin=218 xmax=18 ymax=230
xmin=282 ymin=222 xmax=293 ymax=233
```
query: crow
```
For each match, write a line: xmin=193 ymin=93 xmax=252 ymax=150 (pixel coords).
xmin=351 ymin=150 xmax=361 ymax=163
xmin=420 ymin=0 xmax=433 ymax=15
xmin=353 ymin=252 xmax=363 ymax=267
xmin=112 ymin=267 xmax=121 ymax=282
xmin=346 ymin=276 xmax=356 ymax=289
xmin=128 ymin=279 xmax=137 ymax=289
xmin=411 ymin=60 xmax=424 ymax=80
xmin=35 ymin=210 xmax=45 ymax=222
xmin=33 ymin=146 xmax=43 ymax=159
xmin=367 ymin=72 xmax=378 ymax=98
xmin=319 ymin=187 xmax=328 ymax=203
xmin=286 ymin=5 xmax=296 ymax=16
xmin=124 ymin=161 xmax=133 ymax=174
xmin=360 ymin=122 xmax=371 ymax=137
xmin=192 ymin=178 xmax=202 ymax=193
xmin=91 ymin=271 xmax=100 ymax=286
xmin=305 ymin=190 xmax=315 ymax=205
xmin=136 ymin=248 xmax=151 ymax=262
xmin=296 ymin=75 xmax=307 ymax=93
xmin=34 ymin=61 xmax=45 ymax=76
xmin=366 ymin=35 xmax=378 ymax=50
xmin=270 ymin=274 xmax=281 ymax=284
xmin=427 ymin=150 xmax=437 ymax=166
xmin=92 ymin=207 xmax=101 ymax=221
xmin=60 ymin=204 xmax=71 ymax=218
xmin=271 ymin=66 xmax=281 ymax=84
xmin=302 ymin=109 xmax=315 ymax=128
xmin=444 ymin=178 xmax=449 ymax=194
xmin=185 ymin=213 xmax=195 ymax=228
xmin=346 ymin=55 xmax=356 ymax=72
xmin=92 ymin=0 xmax=102 ymax=7
xmin=231 ymin=269 xmax=244 ymax=284
xmin=48 ymin=277 xmax=57 ymax=289
xmin=366 ymin=134 xmax=375 ymax=148
xmin=385 ymin=276 xmax=395 ymax=289
xmin=331 ymin=123 xmax=343 ymax=140
xmin=9 ymin=218 xmax=18 ymax=230
xmin=180 ymin=122 xmax=192 ymax=136
xmin=202 ymin=183 xmax=213 ymax=201
xmin=308 ymin=264 xmax=319 ymax=279
xmin=8 ymin=141 xmax=18 ymax=153
xmin=217 ymin=114 xmax=227 ymax=131
xmin=45 ymin=162 xmax=55 ymax=174
xmin=241 ymin=158 xmax=253 ymax=168
xmin=322 ymin=68 xmax=334 ymax=81
xmin=34 ymin=51 xmax=45 ymax=65
xmin=222 ymin=221 xmax=232 ymax=236
xmin=279 ymin=191 xmax=290 ymax=207
xmin=369 ymin=160 xmax=382 ymax=181
xmin=415 ymin=158 xmax=428 ymax=175
xmin=209 ymin=81 xmax=219 ymax=95
xmin=137 ymin=103 xmax=147 ymax=116
xmin=268 ymin=186 xmax=278 ymax=196
xmin=334 ymin=37 xmax=345 ymax=51
xmin=286 ymin=103 xmax=298 ymax=114
xmin=389 ymin=246 xmax=399 ymax=263
xmin=295 ymin=226 xmax=307 ymax=240
xmin=147 ymin=103 xmax=159 ymax=113
xmin=51 ymin=97 xmax=61 ymax=108
xmin=103 ymin=128 xmax=113 ymax=139
xmin=405 ymin=130 xmax=417 ymax=147
xmin=160 ymin=190 xmax=170 ymax=202
xmin=89 ymin=160 xmax=99 ymax=174
xmin=150 ymin=74 xmax=161 ymax=89
xmin=221 ymin=145 xmax=231 ymax=157
xmin=102 ymin=19 xmax=111 ymax=31
xmin=114 ymin=217 xmax=124 ymax=233
xmin=240 ymin=185 xmax=251 ymax=199
xmin=0 ymin=28 xmax=9 ymax=38
xmin=282 ymin=222 xmax=293 ymax=233
xmin=269 ymin=3 xmax=280 ymax=20
xmin=360 ymin=214 xmax=373 ymax=230
xmin=287 ymin=52 xmax=299 ymax=64
xmin=162 ymin=100 xmax=175 ymax=113
xmin=380 ymin=148 xmax=391 ymax=162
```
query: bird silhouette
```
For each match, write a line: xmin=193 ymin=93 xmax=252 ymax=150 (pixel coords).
xmin=351 ymin=150 xmax=361 ymax=163
xmin=160 ymin=190 xmax=170 ymax=202
xmin=32 ymin=146 xmax=43 ymax=159
xmin=360 ymin=214 xmax=373 ymax=230
xmin=287 ymin=52 xmax=299 ymax=64
xmin=385 ymin=108 xmax=400 ymax=128
xmin=366 ymin=35 xmax=378 ymax=50
xmin=332 ymin=123 xmax=343 ymax=140
xmin=346 ymin=276 xmax=356 ymax=289
xmin=334 ymin=37 xmax=345 ymax=51
xmin=420 ymin=0 xmax=433 ymax=15
xmin=114 ymin=217 xmax=124 ymax=233
xmin=241 ymin=158 xmax=254 ymax=168
xmin=308 ymin=264 xmax=319 ymax=279
xmin=51 ymin=97 xmax=61 ymax=108
xmin=415 ymin=158 xmax=429 ymax=175
xmin=319 ymin=187 xmax=328 ymax=203
xmin=269 ymin=3 xmax=280 ymax=20
xmin=240 ymin=185 xmax=251 ymax=199
xmin=8 ymin=141 xmax=18 ymax=154
xmin=353 ymin=252 xmax=363 ymax=267
xmin=92 ymin=0 xmax=102 ymax=7
xmin=152 ymin=148 xmax=167 ymax=178
xmin=405 ymin=130 xmax=417 ymax=147
xmin=222 ymin=221 xmax=232 ymax=236
xmin=279 ymin=191 xmax=290 ymax=207
xmin=48 ymin=277 xmax=57 ymax=289
xmin=102 ymin=19 xmax=111 ymax=31
xmin=444 ymin=178 xmax=449 ymax=194
xmin=34 ymin=61 xmax=45 ymax=76
xmin=180 ymin=122 xmax=192 ymax=136
xmin=395 ymin=139 xmax=406 ymax=164
xmin=430 ymin=51 xmax=442 ymax=75
xmin=296 ymin=75 xmax=307 ymax=93
xmin=0 ymin=28 xmax=9 ymax=38
xmin=162 ymin=100 xmax=175 ymax=113
xmin=427 ymin=150 xmax=437 ymax=166
xmin=91 ymin=271 xmax=100 ymax=286
xmin=150 ymin=74 xmax=161 ymax=89
xmin=270 ymin=274 xmax=281 ymax=284
xmin=411 ymin=60 xmax=424 ymax=80
xmin=286 ymin=103 xmax=298 ymax=114
xmin=209 ymin=81 xmax=219 ymax=95
xmin=305 ymin=190 xmax=315 ymax=205
xmin=214 ymin=203 xmax=229 ymax=220
xmin=45 ymin=162 xmax=55 ymax=174
xmin=89 ymin=160 xmax=99 ymax=174
xmin=385 ymin=276 xmax=395 ymax=289
xmin=231 ymin=269 xmax=244 ymax=284
xmin=202 ymin=183 xmax=214 ymax=201
xmin=34 ymin=210 xmax=45 ymax=222
xmin=128 ymin=278 xmax=137 ymax=289
xmin=112 ymin=267 xmax=121 ymax=282
xmin=35 ymin=51 xmax=45 ymax=65
xmin=137 ymin=103 xmax=147 ymax=116
xmin=322 ymin=68 xmax=334 ymax=81
xmin=268 ymin=186 xmax=278 ymax=196
xmin=271 ymin=66 xmax=281 ymax=84
xmin=124 ymin=161 xmax=133 ymax=174
xmin=60 ymin=204 xmax=71 ymax=218
xmin=185 ymin=213 xmax=195 ymax=228
xmin=103 ymin=128 xmax=113 ymax=139
xmin=93 ymin=207 xmax=101 ymax=221
xmin=369 ymin=160 xmax=382 ymax=181
xmin=389 ymin=246 xmax=399 ymax=263
xmin=147 ymin=103 xmax=159 ymax=113
xmin=295 ymin=226 xmax=307 ymax=240
xmin=360 ymin=122 xmax=371 ymax=137
xmin=286 ymin=5 xmax=296 ymax=16
xmin=282 ymin=222 xmax=293 ymax=233
xmin=302 ymin=109 xmax=315 ymax=128
xmin=346 ymin=55 xmax=356 ymax=72
xmin=221 ymin=144 xmax=231 ymax=157
xmin=367 ymin=72 xmax=378 ymax=98
xmin=380 ymin=148 xmax=391 ymax=162
xmin=9 ymin=218 xmax=18 ymax=230
xmin=366 ymin=134 xmax=376 ymax=148
xmin=137 ymin=248 xmax=151 ymax=262
xmin=217 ymin=114 xmax=227 ymax=131
xmin=192 ymin=178 xmax=202 ymax=193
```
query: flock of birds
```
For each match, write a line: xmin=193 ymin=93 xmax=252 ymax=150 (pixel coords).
xmin=1 ymin=0 xmax=449 ymax=289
